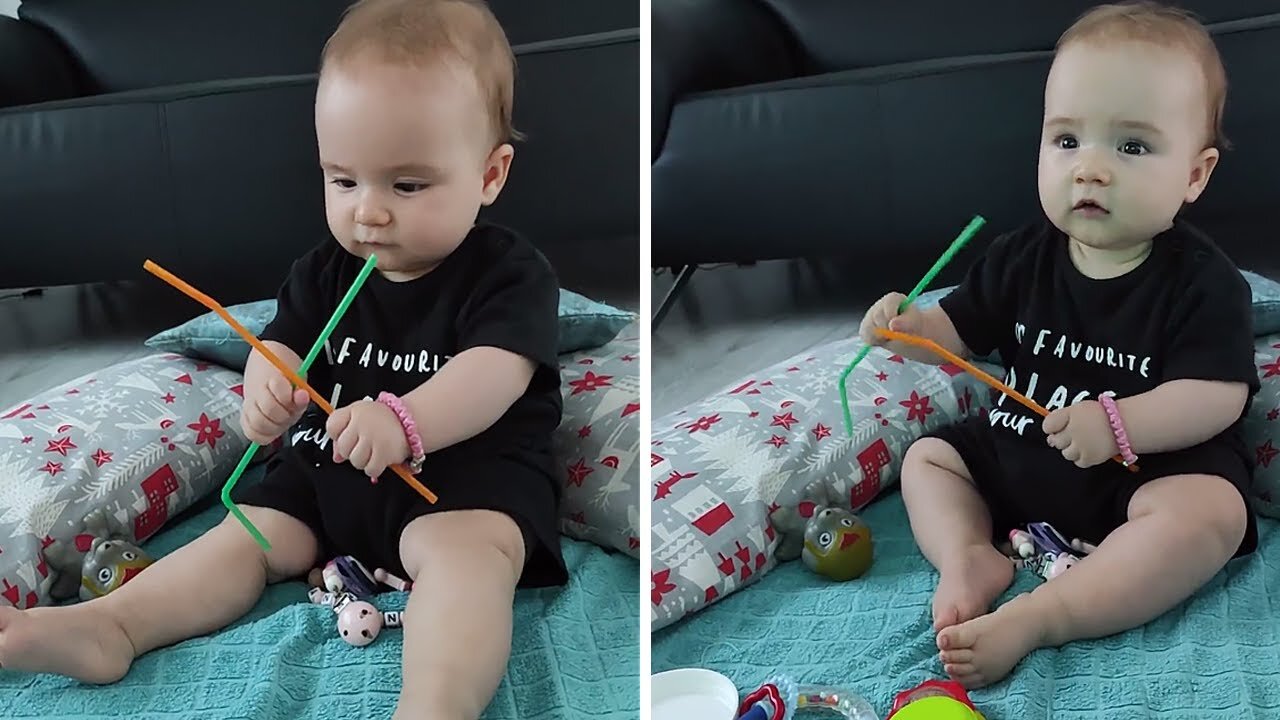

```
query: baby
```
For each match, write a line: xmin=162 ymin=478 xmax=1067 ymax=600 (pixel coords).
xmin=0 ymin=1 xmax=565 ymax=718
xmin=861 ymin=2 xmax=1257 ymax=689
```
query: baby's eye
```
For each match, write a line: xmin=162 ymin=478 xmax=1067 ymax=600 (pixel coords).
xmin=1119 ymin=140 xmax=1149 ymax=156
xmin=330 ymin=178 xmax=356 ymax=189
xmin=1054 ymin=134 xmax=1079 ymax=150
xmin=394 ymin=182 xmax=428 ymax=193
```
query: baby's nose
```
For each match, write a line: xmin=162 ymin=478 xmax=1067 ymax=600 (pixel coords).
xmin=1073 ymin=153 xmax=1112 ymax=185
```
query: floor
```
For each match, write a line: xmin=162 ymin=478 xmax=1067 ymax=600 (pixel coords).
xmin=0 ymin=283 xmax=195 ymax=407
xmin=651 ymin=259 xmax=888 ymax=418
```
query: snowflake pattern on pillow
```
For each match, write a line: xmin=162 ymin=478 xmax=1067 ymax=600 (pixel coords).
xmin=555 ymin=323 xmax=641 ymax=557
xmin=1243 ymin=335 xmax=1280 ymax=519
xmin=650 ymin=338 xmax=998 ymax=631
xmin=0 ymin=354 xmax=251 ymax=608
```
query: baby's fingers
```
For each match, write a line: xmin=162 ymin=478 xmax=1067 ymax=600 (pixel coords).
xmin=253 ymin=394 xmax=293 ymax=427
xmin=1042 ymin=408 xmax=1070 ymax=435
xmin=267 ymin=374 xmax=306 ymax=410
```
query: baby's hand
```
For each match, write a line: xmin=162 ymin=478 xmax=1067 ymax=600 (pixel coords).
xmin=1042 ymin=400 xmax=1117 ymax=468
xmin=241 ymin=371 xmax=309 ymax=445
xmin=860 ymin=292 xmax=924 ymax=346
xmin=327 ymin=399 xmax=410 ymax=481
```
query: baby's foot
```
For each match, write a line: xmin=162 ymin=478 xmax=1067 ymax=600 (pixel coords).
xmin=936 ymin=592 xmax=1047 ymax=688
xmin=932 ymin=543 xmax=1014 ymax=631
xmin=0 ymin=603 xmax=135 ymax=684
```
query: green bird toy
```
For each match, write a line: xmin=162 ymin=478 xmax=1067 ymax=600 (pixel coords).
xmin=770 ymin=483 xmax=874 ymax=581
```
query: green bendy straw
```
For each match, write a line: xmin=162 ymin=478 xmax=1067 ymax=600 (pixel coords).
xmin=220 ymin=253 xmax=379 ymax=550
xmin=838 ymin=215 xmax=986 ymax=435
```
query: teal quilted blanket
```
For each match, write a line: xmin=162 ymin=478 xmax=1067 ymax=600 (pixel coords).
xmin=654 ymin=492 xmax=1280 ymax=719
xmin=0 ymin=500 xmax=639 ymax=719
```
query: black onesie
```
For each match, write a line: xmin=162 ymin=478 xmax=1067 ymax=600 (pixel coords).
xmin=235 ymin=222 xmax=568 ymax=587
xmin=924 ymin=217 xmax=1259 ymax=556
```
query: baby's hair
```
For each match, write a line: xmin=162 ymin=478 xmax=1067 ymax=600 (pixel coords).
xmin=321 ymin=0 xmax=521 ymax=146
xmin=1056 ymin=1 xmax=1228 ymax=150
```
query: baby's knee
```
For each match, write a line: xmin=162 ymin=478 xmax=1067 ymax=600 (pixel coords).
xmin=217 ymin=505 xmax=319 ymax=581
xmin=1194 ymin=480 xmax=1248 ymax=553
xmin=1131 ymin=475 xmax=1246 ymax=556
xmin=400 ymin=510 xmax=525 ymax=581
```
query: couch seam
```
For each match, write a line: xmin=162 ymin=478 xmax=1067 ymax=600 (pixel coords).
xmin=512 ymin=27 xmax=638 ymax=57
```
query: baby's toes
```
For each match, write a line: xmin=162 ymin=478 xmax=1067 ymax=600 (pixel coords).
xmin=937 ymin=622 xmax=978 ymax=651
xmin=940 ymin=648 xmax=974 ymax=665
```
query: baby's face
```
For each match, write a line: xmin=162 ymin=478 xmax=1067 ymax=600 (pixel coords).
xmin=1037 ymin=40 xmax=1218 ymax=250
xmin=315 ymin=57 xmax=510 ymax=281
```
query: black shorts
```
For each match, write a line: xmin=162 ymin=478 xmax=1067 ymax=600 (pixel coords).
xmin=233 ymin=448 xmax=568 ymax=588
xmin=924 ymin=415 xmax=1257 ymax=557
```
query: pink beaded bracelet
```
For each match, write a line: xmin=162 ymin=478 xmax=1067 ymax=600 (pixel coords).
xmin=377 ymin=392 xmax=425 ymax=475
xmin=1098 ymin=391 xmax=1138 ymax=468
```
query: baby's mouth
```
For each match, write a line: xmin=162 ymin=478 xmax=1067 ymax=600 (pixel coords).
xmin=1073 ymin=199 xmax=1109 ymax=214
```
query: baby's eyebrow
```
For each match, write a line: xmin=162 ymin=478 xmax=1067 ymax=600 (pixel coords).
xmin=1042 ymin=116 xmax=1166 ymax=138
xmin=318 ymin=161 xmax=441 ymax=176
xmin=1114 ymin=120 xmax=1165 ymax=137
xmin=387 ymin=163 xmax=442 ymax=176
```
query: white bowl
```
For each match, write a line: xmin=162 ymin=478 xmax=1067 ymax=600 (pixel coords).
xmin=651 ymin=668 xmax=739 ymax=720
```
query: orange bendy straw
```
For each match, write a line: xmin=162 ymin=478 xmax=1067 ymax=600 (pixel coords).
xmin=144 ymin=259 xmax=439 ymax=549
xmin=875 ymin=328 xmax=1139 ymax=473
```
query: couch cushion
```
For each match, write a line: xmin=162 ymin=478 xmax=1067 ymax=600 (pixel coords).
xmin=756 ymin=0 xmax=1280 ymax=73
xmin=654 ymin=19 xmax=1280 ymax=276
xmin=19 ymin=0 xmax=637 ymax=95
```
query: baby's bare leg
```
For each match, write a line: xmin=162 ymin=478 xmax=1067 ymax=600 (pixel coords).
xmin=938 ymin=474 xmax=1245 ymax=688
xmin=0 ymin=506 xmax=317 ymax=684
xmin=901 ymin=438 xmax=1014 ymax=631
xmin=395 ymin=510 xmax=525 ymax=720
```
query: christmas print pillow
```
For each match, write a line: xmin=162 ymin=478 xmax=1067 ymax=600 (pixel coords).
xmin=555 ymin=321 xmax=641 ymax=557
xmin=1243 ymin=334 xmax=1280 ymax=519
xmin=0 ymin=354 xmax=251 ymax=608
xmin=650 ymin=338 xmax=999 ymax=631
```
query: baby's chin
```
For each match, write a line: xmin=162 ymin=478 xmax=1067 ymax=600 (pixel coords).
xmin=1052 ymin=216 xmax=1157 ymax=253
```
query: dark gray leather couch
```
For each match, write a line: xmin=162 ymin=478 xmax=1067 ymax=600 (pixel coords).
xmin=652 ymin=0 xmax=1280 ymax=292
xmin=1 ymin=0 xmax=638 ymax=304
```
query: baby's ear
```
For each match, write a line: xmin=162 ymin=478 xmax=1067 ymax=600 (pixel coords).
xmin=1184 ymin=146 xmax=1220 ymax=204
xmin=480 ymin=143 xmax=515 ymax=206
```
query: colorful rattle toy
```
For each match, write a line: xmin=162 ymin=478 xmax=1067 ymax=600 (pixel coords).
xmin=309 ymin=588 xmax=405 ymax=647
xmin=770 ymin=483 xmax=873 ymax=581
xmin=143 ymin=257 xmax=439 ymax=550
xmin=737 ymin=675 xmax=877 ymax=720
xmin=885 ymin=679 xmax=985 ymax=720
xmin=45 ymin=508 xmax=154 ymax=601
xmin=835 ymin=215 xmax=1139 ymax=474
